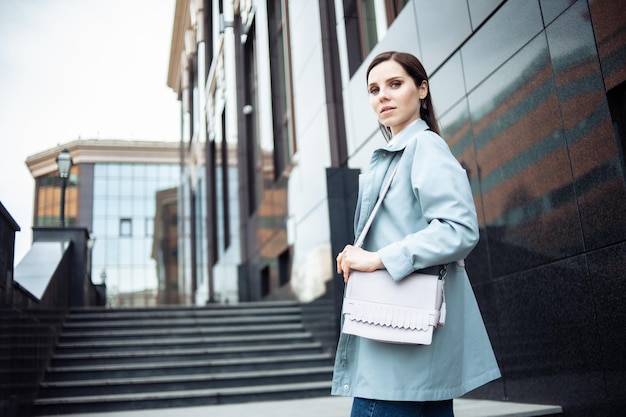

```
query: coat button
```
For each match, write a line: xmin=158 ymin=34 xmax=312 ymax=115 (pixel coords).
xmin=343 ymin=384 xmax=349 ymax=390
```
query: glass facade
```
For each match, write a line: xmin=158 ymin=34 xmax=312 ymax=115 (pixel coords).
xmin=91 ymin=162 xmax=179 ymax=307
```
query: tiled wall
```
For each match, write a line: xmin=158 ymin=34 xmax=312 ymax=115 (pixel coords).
xmin=343 ymin=0 xmax=626 ymax=414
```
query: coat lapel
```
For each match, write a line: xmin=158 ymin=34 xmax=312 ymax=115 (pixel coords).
xmin=353 ymin=120 xmax=429 ymax=243
xmin=354 ymin=151 xmax=396 ymax=243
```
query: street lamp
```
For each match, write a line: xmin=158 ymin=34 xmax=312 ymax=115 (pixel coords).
xmin=56 ymin=148 xmax=73 ymax=227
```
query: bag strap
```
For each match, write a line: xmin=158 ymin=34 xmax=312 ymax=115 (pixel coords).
xmin=354 ymin=162 xmax=401 ymax=248
xmin=354 ymin=156 xmax=448 ymax=282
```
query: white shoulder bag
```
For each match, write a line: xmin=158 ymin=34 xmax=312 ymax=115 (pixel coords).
xmin=342 ymin=162 xmax=447 ymax=345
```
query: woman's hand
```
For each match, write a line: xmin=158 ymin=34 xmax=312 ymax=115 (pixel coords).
xmin=336 ymin=245 xmax=384 ymax=282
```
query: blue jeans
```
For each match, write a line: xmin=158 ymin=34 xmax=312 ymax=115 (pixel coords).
xmin=350 ymin=398 xmax=454 ymax=417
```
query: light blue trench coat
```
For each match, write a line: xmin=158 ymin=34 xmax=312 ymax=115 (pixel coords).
xmin=331 ymin=120 xmax=501 ymax=401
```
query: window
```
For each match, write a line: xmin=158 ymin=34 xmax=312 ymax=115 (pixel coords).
xmin=260 ymin=265 xmax=270 ymax=297
xmin=90 ymin=162 xmax=179 ymax=307
xmin=243 ymin=21 xmax=262 ymax=215
xmin=209 ymin=137 xmax=219 ymax=265
xmin=278 ymin=248 xmax=291 ymax=286
xmin=203 ymin=0 xmax=213 ymax=77
xmin=145 ymin=218 xmax=154 ymax=237
xmin=344 ymin=0 xmax=410 ymax=76
xmin=385 ymin=0 xmax=409 ymax=25
xmin=268 ymin=0 xmax=296 ymax=178
xmin=361 ymin=0 xmax=379 ymax=56
xmin=221 ymin=109 xmax=231 ymax=249
xmin=120 ymin=218 xmax=132 ymax=237
xmin=34 ymin=166 xmax=80 ymax=227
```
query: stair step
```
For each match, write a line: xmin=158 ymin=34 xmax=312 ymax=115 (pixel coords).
xmin=58 ymin=323 xmax=305 ymax=341
xmin=35 ymin=302 xmax=333 ymax=415
xmin=66 ymin=306 xmax=301 ymax=321
xmin=55 ymin=332 xmax=314 ymax=353
xmin=45 ymin=353 xmax=334 ymax=381
xmin=68 ymin=301 xmax=298 ymax=315
xmin=61 ymin=314 xmax=302 ymax=332
xmin=33 ymin=381 xmax=332 ymax=415
xmin=38 ymin=366 xmax=334 ymax=397
xmin=50 ymin=342 xmax=325 ymax=366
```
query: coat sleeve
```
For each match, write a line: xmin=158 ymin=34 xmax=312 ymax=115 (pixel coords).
xmin=377 ymin=131 xmax=479 ymax=280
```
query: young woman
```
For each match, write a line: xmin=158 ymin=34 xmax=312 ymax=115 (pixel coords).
xmin=332 ymin=51 xmax=501 ymax=417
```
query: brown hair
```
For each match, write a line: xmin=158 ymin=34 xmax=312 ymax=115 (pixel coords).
xmin=366 ymin=51 xmax=441 ymax=139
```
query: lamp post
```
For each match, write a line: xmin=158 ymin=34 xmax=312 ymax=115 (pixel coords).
xmin=56 ymin=148 xmax=73 ymax=227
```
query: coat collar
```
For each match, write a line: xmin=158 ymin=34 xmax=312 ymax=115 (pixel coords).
xmin=374 ymin=119 xmax=430 ymax=153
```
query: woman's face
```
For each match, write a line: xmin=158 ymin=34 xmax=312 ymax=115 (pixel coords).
xmin=367 ymin=60 xmax=428 ymax=137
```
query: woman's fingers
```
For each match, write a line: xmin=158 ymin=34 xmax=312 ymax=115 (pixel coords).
xmin=336 ymin=245 xmax=350 ymax=273
xmin=337 ymin=245 xmax=355 ymax=281
xmin=342 ymin=257 xmax=351 ymax=282
xmin=337 ymin=246 xmax=383 ymax=282
xmin=336 ymin=249 xmax=344 ymax=274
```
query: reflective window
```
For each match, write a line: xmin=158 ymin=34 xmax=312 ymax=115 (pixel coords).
xmin=120 ymin=179 xmax=133 ymax=197
xmin=120 ymin=218 xmax=132 ymax=237
xmin=540 ymin=0 xmax=574 ymax=26
xmin=104 ymin=217 xmax=117 ymax=237
xmin=440 ymin=98 xmax=491 ymax=283
xmin=146 ymin=164 xmax=158 ymax=178
xmin=589 ymin=0 xmax=626 ymax=91
xmin=119 ymin=238 xmax=132 ymax=265
xmin=106 ymin=179 xmax=119 ymax=197
xmin=108 ymin=164 xmax=120 ymax=178
xmin=120 ymin=164 xmax=132 ymax=178
xmin=132 ymin=163 xmax=146 ymax=178
xmin=132 ymin=198 xmax=146 ymax=216
xmin=34 ymin=165 xmax=80 ymax=227
xmin=106 ymin=198 xmax=120 ymax=217
xmin=105 ymin=238 xmax=119 ymax=264
xmin=414 ymin=0 xmax=471 ymax=69
xmin=461 ymin=0 xmax=543 ymax=92
xmin=93 ymin=177 xmax=107 ymax=198
xmin=467 ymin=0 xmax=504 ymax=29
xmin=134 ymin=216 xmax=146 ymax=236
xmin=431 ymin=51 xmax=466 ymax=116
xmin=89 ymin=162 xmax=179 ymax=306
xmin=468 ymin=33 xmax=582 ymax=276
xmin=548 ymin=0 xmax=626 ymax=250
xmin=119 ymin=200 xmax=133 ymax=218
xmin=145 ymin=218 xmax=154 ymax=236
xmin=92 ymin=218 xmax=106 ymax=235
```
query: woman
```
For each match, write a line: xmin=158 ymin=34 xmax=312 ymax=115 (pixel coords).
xmin=332 ymin=51 xmax=501 ymax=417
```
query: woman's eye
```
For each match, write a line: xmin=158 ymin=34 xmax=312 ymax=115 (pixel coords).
xmin=369 ymin=87 xmax=379 ymax=94
xmin=391 ymin=81 xmax=401 ymax=88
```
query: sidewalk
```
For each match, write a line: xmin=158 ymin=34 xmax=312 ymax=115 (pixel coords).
xmin=39 ymin=396 xmax=562 ymax=417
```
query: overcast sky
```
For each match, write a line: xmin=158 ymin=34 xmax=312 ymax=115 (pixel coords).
xmin=0 ymin=0 xmax=181 ymax=264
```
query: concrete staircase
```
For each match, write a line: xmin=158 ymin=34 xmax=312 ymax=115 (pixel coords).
xmin=33 ymin=301 xmax=334 ymax=415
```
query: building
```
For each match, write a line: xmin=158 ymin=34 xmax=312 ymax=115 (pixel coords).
xmin=26 ymin=139 xmax=182 ymax=307
xmin=167 ymin=0 xmax=626 ymax=415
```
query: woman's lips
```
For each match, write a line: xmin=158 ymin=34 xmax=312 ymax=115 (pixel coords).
xmin=380 ymin=106 xmax=394 ymax=115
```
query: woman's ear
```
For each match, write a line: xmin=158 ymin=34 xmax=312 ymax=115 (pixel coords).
xmin=419 ymin=80 xmax=429 ymax=100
